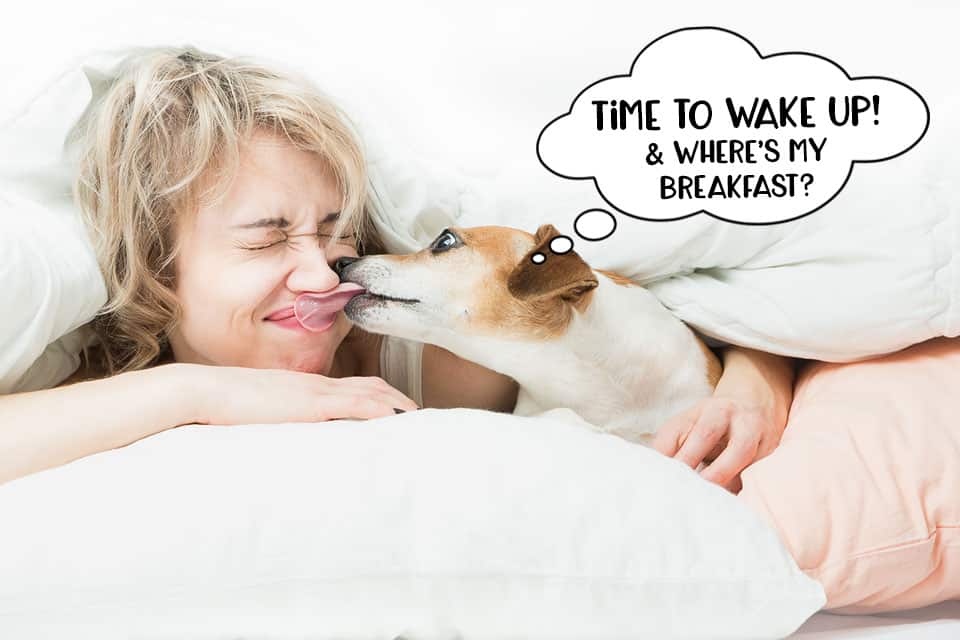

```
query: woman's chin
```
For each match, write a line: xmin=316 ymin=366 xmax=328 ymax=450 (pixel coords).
xmin=272 ymin=352 xmax=335 ymax=375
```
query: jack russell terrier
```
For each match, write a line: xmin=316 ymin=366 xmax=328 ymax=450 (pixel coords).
xmin=336 ymin=224 xmax=722 ymax=444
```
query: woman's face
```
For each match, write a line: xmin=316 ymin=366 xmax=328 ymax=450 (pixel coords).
xmin=168 ymin=129 xmax=359 ymax=374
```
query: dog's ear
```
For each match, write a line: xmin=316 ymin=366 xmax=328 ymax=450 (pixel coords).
xmin=533 ymin=223 xmax=558 ymax=245
xmin=507 ymin=224 xmax=598 ymax=308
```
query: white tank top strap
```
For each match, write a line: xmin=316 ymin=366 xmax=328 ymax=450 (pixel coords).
xmin=378 ymin=334 xmax=424 ymax=407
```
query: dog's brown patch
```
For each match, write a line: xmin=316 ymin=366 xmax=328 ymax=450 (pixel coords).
xmin=697 ymin=339 xmax=723 ymax=387
xmin=596 ymin=269 xmax=638 ymax=287
xmin=507 ymin=224 xmax=598 ymax=304
xmin=438 ymin=225 xmax=598 ymax=340
xmin=457 ymin=226 xmax=528 ymax=273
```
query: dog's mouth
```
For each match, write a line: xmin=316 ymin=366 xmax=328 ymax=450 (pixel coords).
xmin=340 ymin=266 xmax=420 ymax=310
xmin=360 ymin=291 xmax=420 ymax=304
xmin=344 ymin=289 xmax=420 ymax=323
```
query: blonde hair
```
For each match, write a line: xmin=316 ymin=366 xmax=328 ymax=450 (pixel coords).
xmin=69 ymin=46 xmax=383 ymax=376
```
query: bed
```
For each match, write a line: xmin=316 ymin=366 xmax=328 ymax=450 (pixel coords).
xmin=2 ymin=2 xmax=959 ymax=637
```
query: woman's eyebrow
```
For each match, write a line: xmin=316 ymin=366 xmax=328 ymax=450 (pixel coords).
xmin=231 ymin=212 xmax=340 ymax=229
xmin=320 ymin=212 xmax=341 ymax=223
xmin=231 ymin=217 xmax=291 ymax=230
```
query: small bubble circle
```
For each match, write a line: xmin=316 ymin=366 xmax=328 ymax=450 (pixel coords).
xmin=549 ymin=235 xmax=574 ymax=255
xmin=531 ymin=252 xmax=546 ymax=264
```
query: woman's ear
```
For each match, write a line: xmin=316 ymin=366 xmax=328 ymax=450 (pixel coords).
xmin=507 ymin=224 xmax=598 ymax=307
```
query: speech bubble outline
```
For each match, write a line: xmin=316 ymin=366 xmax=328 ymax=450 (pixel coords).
xmin=536 ymin=26 xmax=931 ymax=226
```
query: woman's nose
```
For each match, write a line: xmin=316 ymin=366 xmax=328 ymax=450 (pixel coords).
xmin=333 ymin=256 xmax=359 ymax=278
xmin=286 ymin=247 xmax=341 ymax=292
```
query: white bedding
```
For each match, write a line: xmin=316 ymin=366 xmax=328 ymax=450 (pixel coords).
xmin=0 ymin=409 xmax=824 ymax=638
xmin=796 ymin=601 xmax=960 ymax=639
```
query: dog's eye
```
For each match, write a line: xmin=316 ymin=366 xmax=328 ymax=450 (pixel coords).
xmin=429 ymin=229 xmax=461 ymax=253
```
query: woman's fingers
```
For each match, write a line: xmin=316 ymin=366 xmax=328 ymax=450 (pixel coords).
xmin=699 ymin=424 xmax=761 ymax=488
xmin=673 ymin=400 xmax=734 ymax=470
xmin=198 ymin=367 xmax=421 ymax=426
xmin=651 ymin=404 xmax=703 ymax=457
xmin=315 ymin=393 xmax=406 ymax=421
xmin=336 ymin=376 xmax=419 ymax=412
xmin=652 ymin=388 xmax=782 ymax=493
xmin=724 ymin=475 xmax=744 ymax=494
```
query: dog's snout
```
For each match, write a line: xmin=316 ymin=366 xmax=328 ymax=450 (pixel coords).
xmin=334 ymin=256 xmax=359 ymax=278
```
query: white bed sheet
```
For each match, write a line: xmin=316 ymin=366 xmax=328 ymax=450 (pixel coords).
xmin=794 ymin=601 xmax=960 ymax=639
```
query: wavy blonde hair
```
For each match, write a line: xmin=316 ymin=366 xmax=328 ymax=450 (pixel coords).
xmin=69 ymin=46 xmax=383 ymax=376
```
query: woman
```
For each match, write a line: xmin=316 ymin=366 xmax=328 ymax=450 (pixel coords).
xmin=0 ymin=47 xmax=796 ymax=489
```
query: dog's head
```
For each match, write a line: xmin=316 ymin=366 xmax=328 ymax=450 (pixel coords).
xmin=339 ymin=224 xmax=599 ymax=343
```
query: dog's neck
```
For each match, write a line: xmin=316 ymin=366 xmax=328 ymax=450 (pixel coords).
xmin=424 ymin=274 xmax=713 ymax=433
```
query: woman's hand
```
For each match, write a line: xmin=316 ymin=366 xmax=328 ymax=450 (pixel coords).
xmin=184 ymin=364 xmax=420 ymax=426
xmin=651 ymin=347 xmax=797 ymax=492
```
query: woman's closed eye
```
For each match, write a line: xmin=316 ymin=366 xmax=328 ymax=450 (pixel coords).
xmin=234 ymin=231 xmax=355 ymax=252
xmin=234 ymin=233 xmax=288 ymax=251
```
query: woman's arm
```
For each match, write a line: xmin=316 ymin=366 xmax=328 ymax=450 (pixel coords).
xmin=652 ymin=346 xmax=799 ymax=492
xmin=0 ymin=361 xmax=422 ymax=486
xmin=0 ymin=363 xmax=201 ymax=486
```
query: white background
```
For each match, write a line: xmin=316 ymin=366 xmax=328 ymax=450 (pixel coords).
xmin=0 ymin=0 xmax=955 ymax=198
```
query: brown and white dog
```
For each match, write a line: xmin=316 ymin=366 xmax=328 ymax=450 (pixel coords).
xmin=338 ymin=223 xmax=721 ymax=444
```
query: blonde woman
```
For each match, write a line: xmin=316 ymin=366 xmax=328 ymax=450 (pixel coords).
xmin=0 ymin=47 xmax=796 ymax=490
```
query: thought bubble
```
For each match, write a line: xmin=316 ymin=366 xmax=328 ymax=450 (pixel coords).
xmin=573 ymin=209 xmax=617 ymax=241
xmin=537 ymin=26 xmax=930 ymax=225
xmin=530 ymin=234 xmax=576 ymax=265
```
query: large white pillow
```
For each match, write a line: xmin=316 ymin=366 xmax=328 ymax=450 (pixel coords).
xmin=0 ymin=408 xmax=824 ymax=639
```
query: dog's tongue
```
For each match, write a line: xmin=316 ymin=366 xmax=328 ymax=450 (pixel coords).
xmin=294 ymin=282 xmax=366 ymax=331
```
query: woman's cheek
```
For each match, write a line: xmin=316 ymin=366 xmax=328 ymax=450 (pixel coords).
xmin=229 ymin=262 xmax=284 ymax=320
xmin=190 ymin=255 xmax=275 ymax=326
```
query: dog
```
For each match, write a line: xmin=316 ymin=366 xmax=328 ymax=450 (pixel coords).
xmin=337 ymin=223 xmax=721 ymax=444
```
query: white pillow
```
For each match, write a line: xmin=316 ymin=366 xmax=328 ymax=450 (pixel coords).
xmin=0 ymin=190 xmax=105 ymax=394
xmin=0 ymin=58 xmax=108 ymax=393
xmin=0 ymin=408 xmax=824 ymax=639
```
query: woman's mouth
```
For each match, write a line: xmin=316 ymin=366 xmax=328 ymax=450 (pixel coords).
xmin=293 ymin=283 xmax=367 ymax=332
xmin=264 ymin=306 xmax=309 ymax=332
xmin=265 ymin=314 xmax=315 ymax=332
xmin=263 ymin=283 xmax=367 ymax=333
xmin=265 ymin=308 xmax=297 ymax=321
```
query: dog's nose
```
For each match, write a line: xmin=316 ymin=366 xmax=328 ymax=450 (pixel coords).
xmin=334 ymin=256 xmax=359 ymax=278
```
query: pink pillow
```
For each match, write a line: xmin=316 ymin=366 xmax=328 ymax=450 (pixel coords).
xmin=738 ymin=337 xmax=960 ymax=614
